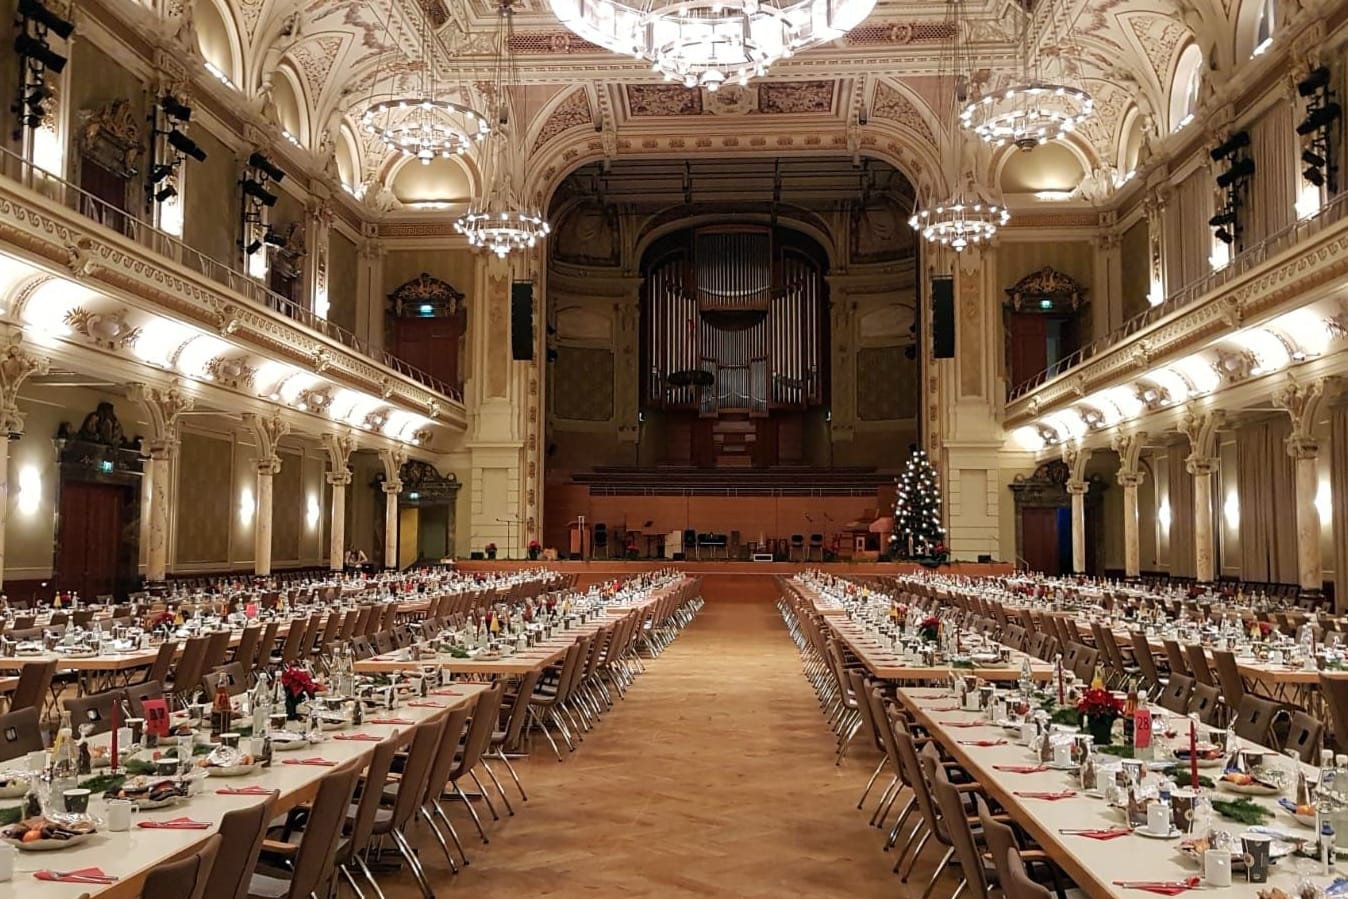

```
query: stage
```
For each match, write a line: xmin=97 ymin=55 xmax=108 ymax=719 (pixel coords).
xmin=453 ymin=560 xmax=1015 ymax=603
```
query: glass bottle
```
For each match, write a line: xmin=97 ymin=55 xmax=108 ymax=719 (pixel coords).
xmin=211 ymin=680 xmax=232 ymax=741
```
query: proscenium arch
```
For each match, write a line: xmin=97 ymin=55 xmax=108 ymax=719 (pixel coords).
xmin=631 ymin=210 xmax=844 ymax=273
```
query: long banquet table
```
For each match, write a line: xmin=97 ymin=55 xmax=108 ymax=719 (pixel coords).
xmin=0 ymin=683 xmax=486 ymax=899
xmin=896 ymin=685 xmax=1325 ymax=898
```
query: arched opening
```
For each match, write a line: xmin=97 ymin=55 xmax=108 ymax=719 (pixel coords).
xmin=1169 ymin=43 xmax=1204 ymax=132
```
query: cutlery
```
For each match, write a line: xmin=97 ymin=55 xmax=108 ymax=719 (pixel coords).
xmin=38 ymin=869 xmax=118 ymax=884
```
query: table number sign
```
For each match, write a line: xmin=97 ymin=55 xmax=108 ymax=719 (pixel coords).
xmin=1133 ymin=707 xmax=1153 ymax=760
xmin=142 ymin=699 xmax=170 ymax=739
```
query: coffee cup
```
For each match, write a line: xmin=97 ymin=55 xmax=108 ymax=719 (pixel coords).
xmin=1203 ymin=848 xmax=1232 ymax=887
xmin=0 ymin=842 xmax=14 ymax=881
xmin=1241 ymin=833 xmax=1272 ymax=883
xmin=1171 ymin=789 xmax=1196 ymax=833
xmin=1019 ymin=722 xmax=1037 ymax=745
xmin=62 ymin=788 xmax=90 ymax=814
xmin=105 ymin=799 xmax=136 ymax=832
xmin=1053 ymin=740 xmax=1073 ymax=767
xmin=1146 ymin=801 xmax=1171 ymax=835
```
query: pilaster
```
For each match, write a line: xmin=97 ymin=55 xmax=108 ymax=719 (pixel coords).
xmin=243 ymin=410 xmax=289 ymax=577
xmin=1275 ymin=376 xmax=1329 ymax=593
xmin=378 ymin=447 xmax=406 ymax=569
xmin=322 ymin=431 xmax=355 ymax=571
xmin=0 ymin=334 xmax=48 ymax=588
xmin=128 ymin=380 xmax=193 ymax=583
xmin=1112 ymin=430 xmax=1147 ymax=578
xmin=1181 ymin=406 xmax=1225 ymax=583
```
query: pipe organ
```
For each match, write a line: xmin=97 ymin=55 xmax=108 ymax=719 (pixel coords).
xmin=643 ymin=225 xmax=826 ymax=415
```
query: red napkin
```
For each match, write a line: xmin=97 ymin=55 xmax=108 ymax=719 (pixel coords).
xmin=333 ymin=733 xmax=381 ymax=742
xmin=957 ymin=739 xmax=1007 ymax=747
xmin=994 ymin=764 xmax=1049 ymax=773
xmin=408 ymin=701 xmax=444 ymax=708
xmin=34 ymin=867 xmax=117 ymax=884
xmin=431 ymin=689 xmax=461 ymax=696
xmin=283 ymin=757 xmax=337 ymax=767
xmin=1111 ymin=878 xmax=1200 ymax=895
xmin=1062 ymin=828 xmax=1131 ymax=840
xmin=368 ymin=717 xmax=414 ymax=725
xmin=217 ymin=786 xmax=271 ymax=795
xmin=138 ymin=817 xmax=211 ymax=830
xmin=1013 ymin=790 xmax=1077 ymax=801
xmin=938 ymin=721 xmax=988 ymax=728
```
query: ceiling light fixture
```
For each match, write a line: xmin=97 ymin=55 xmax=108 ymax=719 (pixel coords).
xmin=549 ymin=0 xmax=875 ymax=91
xmin=455 ymin=2 xmax=550 ymax=258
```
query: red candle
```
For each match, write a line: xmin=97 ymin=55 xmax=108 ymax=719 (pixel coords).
xmin=1189 ymin=719 xmax=1199 ymax=790
xmin=110 ymin=700 xmax=119 ymax=772
xmin=1057 ymin=659 xmax=1065 ymax=706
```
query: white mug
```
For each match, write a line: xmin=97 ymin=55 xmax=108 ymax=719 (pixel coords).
xmin=1147 ymin=802 xmax=1171 ymax=835
xmin=1053 ymin=740 xmax=1073 ymax=767
xmin=1019 ymin=722 xmax=1037 ymax=745
xmin=0 ymin=841 xmax=13 ymax=881
xmin=963 ymin=690 xmax=980 ymax=712
xmin=105 ymin=799 xmax=136 ymax=832
xmin=1203 ymin=848 xmax=1232 ymax=887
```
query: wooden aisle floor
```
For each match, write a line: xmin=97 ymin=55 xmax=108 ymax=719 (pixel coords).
xmin=386 ymin=598 xmax=913 ymax=898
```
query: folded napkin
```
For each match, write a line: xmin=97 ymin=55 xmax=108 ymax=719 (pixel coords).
xmin=408 ymin=701 xmax=445 ymax=708
xmin=430 ymin=689 xmax=461 ymax=696
xmin=1111 ymin=878 xmax=1200 ymax=896
xmin=938 ymin=721 xmax=989 ymax=728
xmin=994 ymin=764 xmax=1049 ymax=774
xmin=139 ymin=816 xmax=211 ymax=830
xmin=333 ymin=733 xmax=381 ymax=742
xmin=1013 ymin=790 xmax=1077 ymax=801
xmin=283 ymin=757 xmax=337 ymax=767
xmin=34 ymin=868 xmax=117 ymax=884
xmin=957 ymin=739 xmax=1007 ymax=747
xmin=368 ymin=717 xmax=414 ymax=725
xmin=1061 ymin=827 xmax=1132 ymax=840
xmin=217 ymin=786 xmax=272 ymax=796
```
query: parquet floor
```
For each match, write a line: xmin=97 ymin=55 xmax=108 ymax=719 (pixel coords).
xmin=386 ymin=598 xmax=919 ymax=898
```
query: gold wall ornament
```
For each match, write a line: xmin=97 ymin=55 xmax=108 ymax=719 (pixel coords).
xmin=1004 ymin=266 xmax=1086 ymax=311
xmin=64 ymin=307 xmax=142 ymax=351
xmin=79 ymin=99 xmax=144 ymax=177
xmin=388 ymin=272 xmax=465 ymax=318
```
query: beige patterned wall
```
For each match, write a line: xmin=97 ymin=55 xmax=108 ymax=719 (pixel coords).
xmin=855 ymin=346 xmax=916 ymax=421
xmin=553 ymin=346 xmax=614 ymax=421
xmin=176 ymin=431 xmax=234 ymax=564
xmin=272 ymin=450 xmax=302 ymax=562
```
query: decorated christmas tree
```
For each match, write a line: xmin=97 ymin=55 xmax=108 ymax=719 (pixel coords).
xmin=892 ymin=449 xmax=947 ymax=560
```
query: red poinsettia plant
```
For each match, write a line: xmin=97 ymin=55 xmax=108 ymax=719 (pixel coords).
xmin=280 ymin=666 xmax=320 ymax=700
xmin=145 ymin=610 xmax=174 ymax=631
xmin=918 ymin=615 xmax=941 ymax=642
xmin=1077 ymin=688 xmax=1124 ymax=719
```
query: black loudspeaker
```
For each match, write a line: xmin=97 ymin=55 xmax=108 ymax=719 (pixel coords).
xmin=931 ymin=276 xmax=955 ymax=359
xmin=511 ymin=283 xmax=534 ymax=361
xmin=977 ymin=554 xmax=993 ymax=563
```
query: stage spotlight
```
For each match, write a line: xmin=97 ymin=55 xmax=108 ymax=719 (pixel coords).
xmin=14 ymin=33 xmax=66 ymax=73
xmin=153 ymin=185 xmax=177 ymax=203
xmin=1210 ymin=131 xmax=1250 ymax=161
xmin=18 ymin=0 xmax=74 ymax=40
xmin=160 ymin=95 xmax=192 ymax=122
xmin=149 ymin=164 xmax=174 ymax=184
xmin=1305 ymin=166 xmax=1325 ymax=187
xmin=1209 ymin=211 xmax=1237 ymax=227
xmin=244 ymin=238 xmax=263 ymax=255
xmin=1298 ymin=103 xmax=1342 ymax=135
xmin=166 ymin=129 xmax=206 ymax=162
xmin=1215 ymin=228 xmax=1235 ymax=244
xmin=1303 ymin=148 xmax=1327 ymax=168
xmin=247 ymin=152 xmax=285 ymax=183
xmin=263 ymin=228 xmax=287 ymax=248
xmin=1216 ymin=157 xmax=1255 ymax=188
xmin=1298 ymin=66 xmax=1331 ymax=98
xmin=242 ymin=179 xmax=278 ymax=207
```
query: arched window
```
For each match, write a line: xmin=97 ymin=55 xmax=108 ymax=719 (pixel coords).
xmin=1253 ymin=0 xmax=1276 ymax=55
xmin=1169 ymin=44 xmax=1203 ymax=132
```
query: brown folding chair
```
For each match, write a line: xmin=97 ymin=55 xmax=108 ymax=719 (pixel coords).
xmin=202 ymin=663 xmax=249 ymax=698
xmin=125 ymin=680 xmax=164 ymax=718
xmin=202 ymin=791 xmax=276 ymax=899
xmin=1159 ymin=673 xmax=1194 ymax=715
xmin=143 ymin=833 xmax=221 ymax=899
xmin=1184 ymin=643 xmax=1215 ymax=687
xmin=1232 ymin=694 xmax=1286 ymax=746
xmin=7 ymin=659 xmax=55 ymax=713
xmin=0 ymin=707 xmax=43 ymax=762
xmin=248 ymin=758 xmax=361 ymax=899
xmin=63 ymin=688 xmax=126 ymax=737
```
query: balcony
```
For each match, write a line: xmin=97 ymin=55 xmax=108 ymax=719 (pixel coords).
xmin=0 ymin=149 xmax=465 ymax=422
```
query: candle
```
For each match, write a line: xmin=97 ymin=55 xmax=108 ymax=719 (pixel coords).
xmin=1189 ymin=719 xmax=1199 ymax=790
xmin=110 ymin=700 xmax=119 ymax=773
xmin=1057 ymin=658 xmax=1065 ymax=706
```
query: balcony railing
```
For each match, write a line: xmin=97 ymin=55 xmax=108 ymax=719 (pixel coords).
xmin=0 ymin=148 xmax=462 ymax=403
xmin=1007 ymin=189 xmax=1348 ymax=402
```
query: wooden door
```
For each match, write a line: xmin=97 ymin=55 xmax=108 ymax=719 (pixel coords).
xmin=1020 ymin=506 xmax=1061 ymax=575
xmin=56 ymin=482 xmax=124 ymax=600
xmin=1006 ymin=312 xmax=1048 ymax=391
xmin=78 ymin=160 xmax=129 ymax=236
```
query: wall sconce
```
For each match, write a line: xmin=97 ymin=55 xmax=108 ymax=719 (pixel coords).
xmin=306 ymin=495 xmax=319 ymax=530
xmin=1158 ymin=500 xmax=1172 ymax=534
xmin=239 ymin=487 xmax=254 ymax=525
xmin=16 ymin=465 xmax=40 ymax=516
xmin=1223 ymin=492 xmax=1240 ymax=530
xmin=1317 ymin=481 xmax=1332 ymax=525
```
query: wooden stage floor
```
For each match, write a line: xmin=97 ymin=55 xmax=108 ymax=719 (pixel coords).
xmin=454 ymin=559 xmax=1013 ymax=602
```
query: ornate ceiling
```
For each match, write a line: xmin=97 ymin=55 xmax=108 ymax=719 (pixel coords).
xmin=152 ymin=0 xmax=1279 ymax=211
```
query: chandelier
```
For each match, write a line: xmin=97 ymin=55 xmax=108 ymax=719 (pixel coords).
xmin=548 ymin=0 xmax=877 ymax=90
xmin=909 ymin=0 xmax=1008 ymax=251
xmin=455 ymin=2 xmax=551 ymax=257
xmin=360 ymin=0 xmax=488 ymax=164
xmin=961 ymin=1 xmax=1092 ymax=150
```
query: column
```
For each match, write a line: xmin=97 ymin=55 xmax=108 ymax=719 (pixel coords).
xmin=1067 ymin=481 xmax=1088 ymax=574
xmin=1188 ymin=457 xmax=1218 ymax=583
xmin=1144 ymin=184 xmax=1168 ymax=305
xmin=0 ymin=435 xmax=11 ymax=590
xmin=0 ymin=336 xmax=48 ymax=589
xmin=305 ymin=197 xmax=334 ymax=318
xmin=145 ymin=442 xmax=173 ymax=583
xmin=1118 ymin=473 xmax=1144 ymax=578
xmin=382 ymin=481 xmax=401 ymax=569
xmin=322 ymin=432 xmax=355 ymax=571
xmin=1289 ymin=436 xmax=1322 ymax=592
xmin=243 ymin=411 xmax=289 ymax=578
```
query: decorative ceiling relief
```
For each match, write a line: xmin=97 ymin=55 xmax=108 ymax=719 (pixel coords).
xmin=508 ymin=31 xmax=601 ymax=54
xmin=290 ymin=34 xmax=348 ymax=102
xmin=532 ymin=89 xmax=593 ymax=151
xmin=870 ymin=82 xmax=936 ymax=145
xmin=758 ymin=81 xmax=836 ymax=114
xmin=845 ymin=21 xmax=954 ymax=45
xmin=625 ymin=84 xmax=703 ymax=117
xmin=1122 ymin=12 xmax=1191 ymax=90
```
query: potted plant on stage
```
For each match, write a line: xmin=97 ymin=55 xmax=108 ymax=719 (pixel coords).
xmin=281 ymin=665 xmax=320 ymax=721
xmin=485 ymin=543 xmax=498 ymax=560
xmin=527 ymin=539 xmax=541 ymax=561
xmin=1077 ymin=687 xmax=1124 ymax=746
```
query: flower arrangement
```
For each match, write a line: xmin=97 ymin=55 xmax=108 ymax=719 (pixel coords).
xmin=527 ymin=539 xmax=542 ymax=560
xmin=918 ymin=615 xmax=940 ymax=643
xmin=485 ymin=542 xmax=498 ymax=559
xmin=1077 ymin=687 xmax=1125 ymax=746
xmin=280 ymin=666 xmax=320 ymax=719
xmin=145 ymin=610 xmax=174 ymax=632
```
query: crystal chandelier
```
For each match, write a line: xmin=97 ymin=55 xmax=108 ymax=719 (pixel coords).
xmin=360 ymin=0 xmax=489 ymax=164
xmin=548 ymin=0 xmax=877 ymax=90
xmin=455 ymin=2 xmax=550 ymax=257
xmin=909 ymin=0 xmax=1008 ymax=251
xmin=960 ymin=0 xmax=1092 ymax=150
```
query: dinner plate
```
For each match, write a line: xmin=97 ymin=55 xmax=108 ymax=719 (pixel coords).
xmin=0 ymin=777 xmax=27 ymax=798
xmin=4 ymin=833 xmax=95 ymax=851
xmin=1136 ymin=825 xmax=1181 ymax=839
xmin=271 ymin=737 xmax=307 ymax=752
xmin=1216 ymin=779 xmax=1282 ymax=797
xmin=1047 ymin=761 xmax=1079 ymax=771
xmin=1277 ymin=798 xmax=1318 ymax=828
xmin=205 ymin=763 xmax=260 ymax=777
